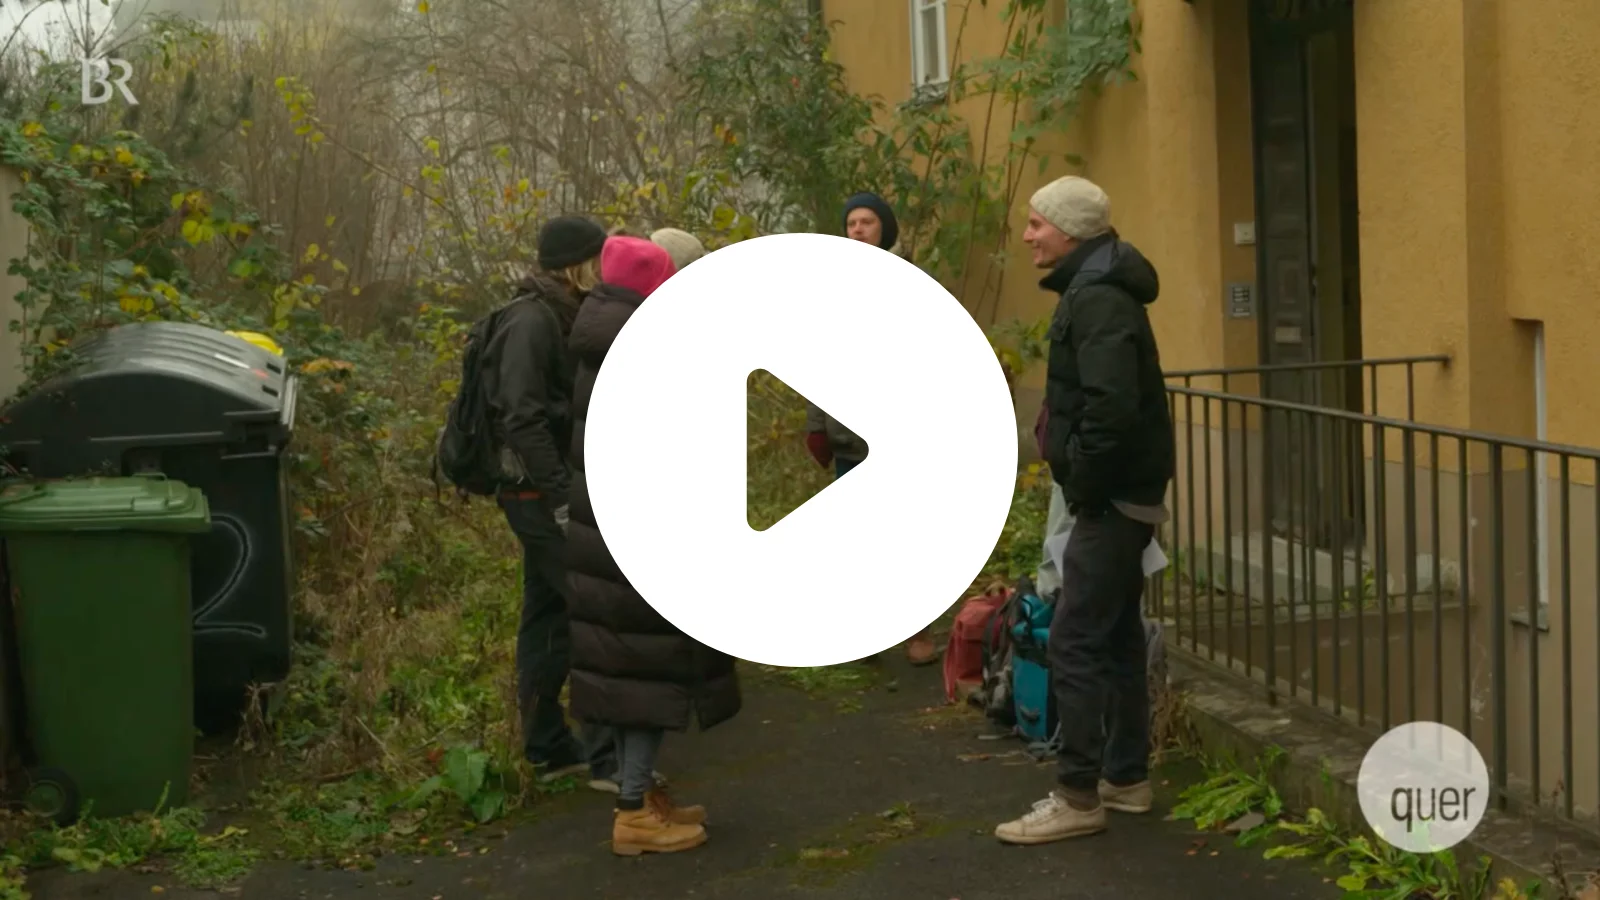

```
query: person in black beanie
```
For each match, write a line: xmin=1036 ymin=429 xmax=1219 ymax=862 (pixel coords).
xmin=807 ymin=192 xmax=906 ymax=478
xmin=538 ymin=214 xmax=609 ymax=272
xmin=802 ymin=191 xmax=939 ymax=667
xmin=840 ymin=191 xmax=903 ymax=255
xmin=480 ymin=214 xmax=610 ymax=784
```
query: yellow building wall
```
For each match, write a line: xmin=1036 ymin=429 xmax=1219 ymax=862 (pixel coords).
xmin=1493 ymin=1 xmax=1600 ymax=451
xmin=825 ymin=0 xmax=1600 ymax=451
xmin=1353 ymin=0 xmax=1600 ymax=454
xmin=821 ymin=0 xmax=1260 ymax=398
xmin=1352 ymin=1 xmax=1487 ymax=435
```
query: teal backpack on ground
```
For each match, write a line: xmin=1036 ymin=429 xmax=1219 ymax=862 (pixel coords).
xmin=966 ymin=577 xmax=1061 ymax=755
xmin=970 ymin=575 xmax=1170 ymax=760
xmin=1009 ymin=586 xmax=1057 ymax=747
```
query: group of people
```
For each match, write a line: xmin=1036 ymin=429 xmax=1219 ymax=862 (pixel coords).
xmin=478 ymin=173 xmax=1174 ymax=856
xmin=480 ymin=220 xmax=726 ymax=857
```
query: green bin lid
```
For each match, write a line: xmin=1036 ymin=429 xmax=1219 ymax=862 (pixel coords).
xmin=0 ymin=477 xmax=211 ymax=534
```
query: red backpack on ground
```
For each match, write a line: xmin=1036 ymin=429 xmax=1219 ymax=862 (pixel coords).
xmin=943 ymin=586 xmax=1010 ymax=703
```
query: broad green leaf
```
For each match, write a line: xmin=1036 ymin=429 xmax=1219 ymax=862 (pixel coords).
xmin=469 ymin=789 xmax=507 ymax=823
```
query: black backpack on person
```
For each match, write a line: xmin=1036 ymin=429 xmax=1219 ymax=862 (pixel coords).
xmin=433 ymin=305 xmax=508 ymax=498
xmin=433 ymin=294 xmax=557 ymax=498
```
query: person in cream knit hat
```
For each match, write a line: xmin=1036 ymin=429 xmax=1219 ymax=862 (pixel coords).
xmin=995 ymin=175 xmax=1175 ymax=848
xmin=1024 ymin=175 xmax=1112 ymax=247
xmin=650 ymin=228 xmax=707 ymax=270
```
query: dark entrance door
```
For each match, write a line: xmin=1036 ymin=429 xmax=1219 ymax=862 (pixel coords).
xmin=1249 ymin=0 xmax=1362 ymax=549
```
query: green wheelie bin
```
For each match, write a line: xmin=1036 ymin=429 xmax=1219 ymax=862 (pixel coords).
xmin=0 ymin=476 xmax=210 ymax=821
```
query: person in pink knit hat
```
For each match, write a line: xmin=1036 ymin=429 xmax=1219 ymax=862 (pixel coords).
xmin=563 ymin=236 xmax=741 ymax=857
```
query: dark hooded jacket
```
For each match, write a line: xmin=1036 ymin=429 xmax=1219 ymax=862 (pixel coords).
xmin=480 ymin=274 xmax=582 ymax=505
xmin=564 ymin=283 xmax=743 ymax=732
xmin=1038 ymin=232 xmax=1175 ymax=511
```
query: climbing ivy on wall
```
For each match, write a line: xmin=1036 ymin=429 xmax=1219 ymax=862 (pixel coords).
xmin=953 ymin=0 xmax=1141 ymax=363
xmin=977 ymin=0 xmax=1140 ymax=152
xmin=685 ymin=0 xmax=1140 ymax=330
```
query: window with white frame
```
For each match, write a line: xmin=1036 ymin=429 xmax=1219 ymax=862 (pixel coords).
xmin=911 ymin=0 xmax=949 ymax=89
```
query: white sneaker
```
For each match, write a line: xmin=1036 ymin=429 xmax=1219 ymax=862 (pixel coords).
xmin=1098 ymin=779 xmax=1154 ymax=814
xmin=994 ymin=790 xmax=1107 ymax=845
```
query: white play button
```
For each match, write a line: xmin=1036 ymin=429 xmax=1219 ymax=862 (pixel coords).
xmin=585 ymin=232 xmax=1017 ymax=667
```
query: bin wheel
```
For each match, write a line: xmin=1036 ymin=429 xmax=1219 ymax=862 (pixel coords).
xmin=22 ymin=767 xmax=79 ymax=825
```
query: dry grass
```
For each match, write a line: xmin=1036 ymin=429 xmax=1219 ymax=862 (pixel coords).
xmin=1150 ymin=682 xmax=1200 ymax=763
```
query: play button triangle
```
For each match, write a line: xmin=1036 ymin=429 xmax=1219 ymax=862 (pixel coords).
xmin=747 ymin=369 xmax=868 ymax=532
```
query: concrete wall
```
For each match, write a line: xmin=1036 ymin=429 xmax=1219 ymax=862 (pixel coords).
xmin=0 ymin=165 xmax=32 ymax=402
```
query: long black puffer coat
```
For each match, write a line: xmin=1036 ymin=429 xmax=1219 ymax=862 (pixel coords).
xmin=564 ymin=283 xmax=742 ymax=732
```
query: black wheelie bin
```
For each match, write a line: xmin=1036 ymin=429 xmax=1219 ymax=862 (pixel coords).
xmin=0 ymin=322 xmax=299 ymax=733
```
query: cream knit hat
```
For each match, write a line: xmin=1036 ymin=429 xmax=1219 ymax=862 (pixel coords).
xmin=1029 ymin=176 xmax=1111 ymax=240
xmin=649 ymin=228 xmax=707 ymax=270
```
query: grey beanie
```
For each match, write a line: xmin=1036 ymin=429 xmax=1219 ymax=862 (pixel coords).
xmin=650 ymin=228 xmax=707 ymax=269
xmin=1029 ymin=176 xmax=1112 ymax=240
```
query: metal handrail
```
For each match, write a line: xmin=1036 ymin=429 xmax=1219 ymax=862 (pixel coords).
xmin=1164 ymin=353 xmax=1451 ymax=380
xmin=1165 ymin=382 xmax=1600 ymax=461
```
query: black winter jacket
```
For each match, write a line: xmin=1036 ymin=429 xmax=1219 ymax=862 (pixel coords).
xmin=1038 ymin=233 xmax=1175 ymax=510
xmin=479 ymin=275 xmax=581 ymax=506
xmin=564 ymin=283 xmax=742 ymax=732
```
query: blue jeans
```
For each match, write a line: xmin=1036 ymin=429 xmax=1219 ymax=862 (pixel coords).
xmin=835 ymin=457 xmax=862 ymax=478
xmin=613 ymin=727 xmax=665 ymax=808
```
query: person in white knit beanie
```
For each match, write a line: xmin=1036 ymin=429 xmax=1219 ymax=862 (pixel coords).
xmin=1023 ymin=175 xmax=1112 ymax=264
xmin=995 ymin=174 xmax=1177 ymax=849
xmin=649 ymin=228 xmax=707 ymax=270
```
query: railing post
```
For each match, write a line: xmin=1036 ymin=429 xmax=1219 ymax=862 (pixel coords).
xmin=1559 ymin=453 xmax=1572 ymax=820
xmin=1402 ymin=429 xmax=1418 ymax=725
xmin=1375 ymin=420 xmax=1390 ymax=731
xmin=1526 ymin=455 xmax=1541 ymax=807
xmin=1490 ymin=442 xmax=1508 ymax=811
xmin=1262 ymin=380 xmax=1278 ymax=706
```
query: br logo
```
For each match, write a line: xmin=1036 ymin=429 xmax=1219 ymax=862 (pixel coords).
xmin=80 ymin=57 xmax=139 ymax=107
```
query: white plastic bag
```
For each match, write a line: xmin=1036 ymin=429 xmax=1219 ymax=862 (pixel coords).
xmin=1043 ymin=514 xmax=1169 ymax=583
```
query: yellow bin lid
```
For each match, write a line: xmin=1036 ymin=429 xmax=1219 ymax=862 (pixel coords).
xmin=226 ymin=330 xmax=284 ymax=357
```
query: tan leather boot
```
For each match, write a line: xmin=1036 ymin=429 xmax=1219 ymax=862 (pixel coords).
xmin=647 ymin=789 xmax=707 ymax=826
xmin=612 ymin=806 xmax=707 ymax=857
xmin=906 ymin=628 xmax=939 ymax=666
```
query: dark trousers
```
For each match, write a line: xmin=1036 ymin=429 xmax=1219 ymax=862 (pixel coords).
xmin=1049 ymin=505 xmax=1155 ymax=792
xmin=499 ymin=493 xmax=613 ymax=772
xmin=835 ymin=457 xmax=861 ymax=478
